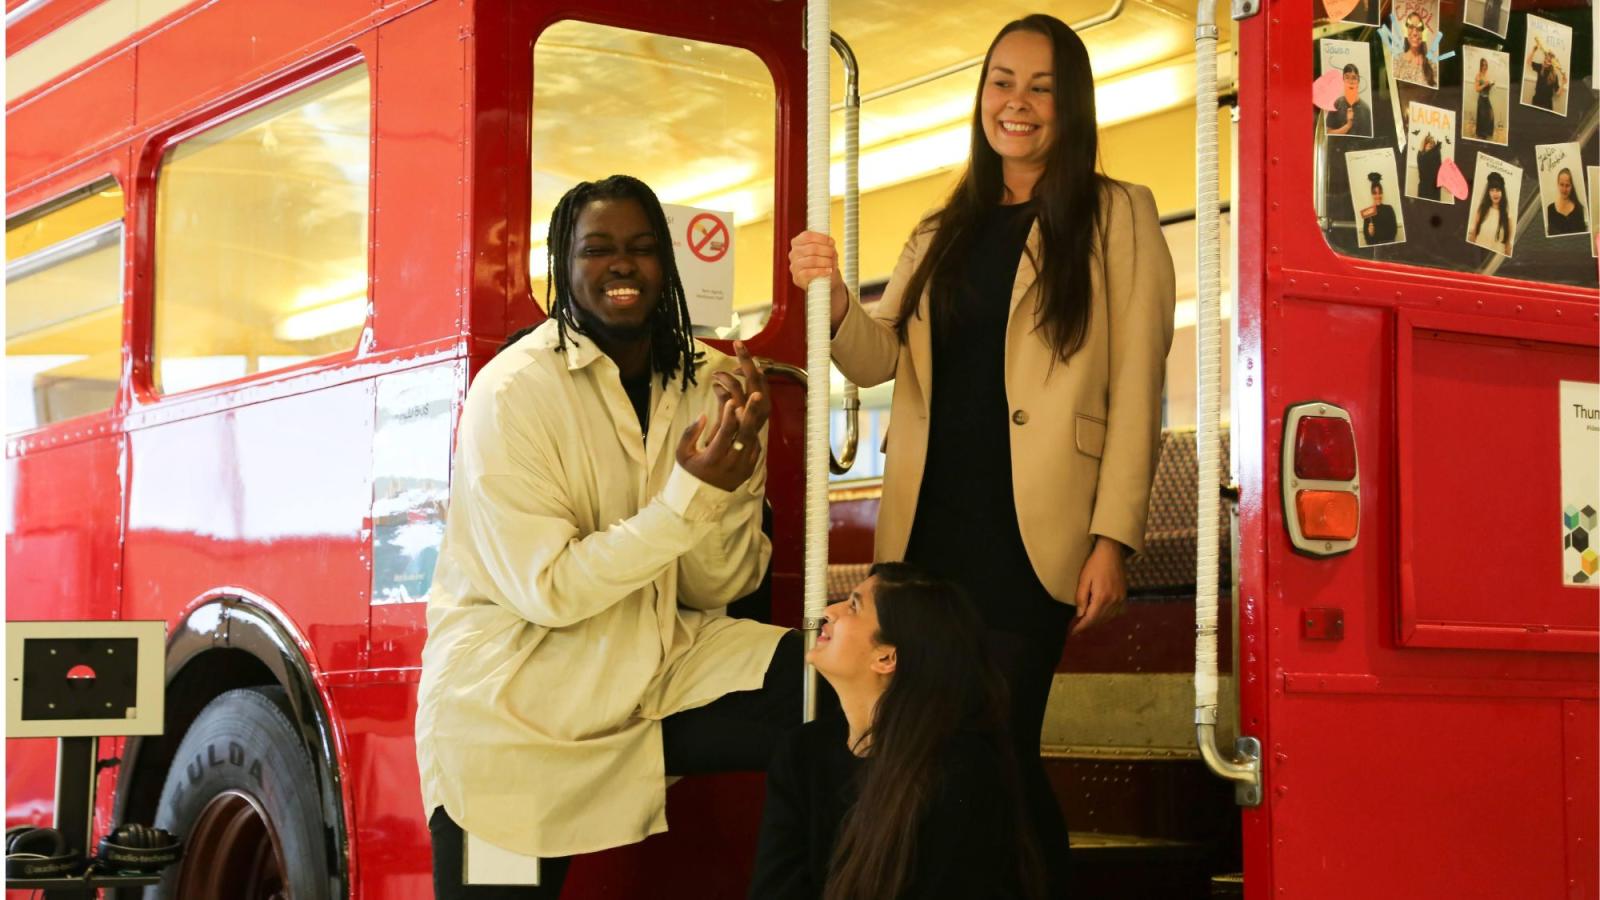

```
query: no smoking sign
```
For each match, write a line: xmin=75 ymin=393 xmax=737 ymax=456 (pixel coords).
xmin=663 ymin=203 xmax=735 ymax=329
xmin=686 ymin=212 xmax=730 ymax=263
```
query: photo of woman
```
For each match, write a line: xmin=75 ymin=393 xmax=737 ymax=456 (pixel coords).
xmin=1521 ymin=16 xmax=1572 ymax=117
xmin=1537 ymin=143 xmax=1588 ymax=238
xmin=1322 ymin=39 xmax=1375 ymax=138
xmin=1405 ymin=103 xmax=1456 ymax=205
xmin=1345 ymin=148 xmax=1407 ymax=247
xmin=1463 ymin=0 xmax=1510 ymax=39
xmin=1462 ymin=46 xmax=1510 ymax=146
xmin=1466 ymin=154 xmax=1523 ymax=257
xmin=1391 ymin=2 xmax=1440 ymax=88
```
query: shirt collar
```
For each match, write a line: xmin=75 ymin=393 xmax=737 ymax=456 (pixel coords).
xmin=531 ymin=319 xmax=611 ymax=372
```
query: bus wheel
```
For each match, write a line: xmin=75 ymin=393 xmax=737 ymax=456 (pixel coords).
xmin=150 ymin=687 xmax=331 ymax=900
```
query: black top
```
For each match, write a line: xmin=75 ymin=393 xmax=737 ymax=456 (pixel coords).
xmin=749 ymin=717 xmax=1025 ymax=900
xmin=904 ymin=202 xmax=1064 ymax=634
xmin=1548 ymin=201 xmax=1587 ymax=235
xmin=621 ymin=371 xmax=652 ymax=437
xmin=1363 ymin=204 xmax=1398 ymax=244
xmin=1327 ymin=97 xmax=1371 ymax=136
xmin=1530 ymin=63 xmax=1556 ymax=110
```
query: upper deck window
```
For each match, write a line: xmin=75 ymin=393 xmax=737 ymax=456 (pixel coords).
xmin=6 ymin=179 xmax=125 ymax=434
xmin=531 ymin=21 xmax=777 ymax=337
xmin=1313 ymin=1 xmax=1596 ymax=288
xmin=153 ymin=64 xmax=371 ymax=394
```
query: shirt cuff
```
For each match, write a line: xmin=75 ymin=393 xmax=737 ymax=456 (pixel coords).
xmin=661 ymin=462 xmax=737 ymax=523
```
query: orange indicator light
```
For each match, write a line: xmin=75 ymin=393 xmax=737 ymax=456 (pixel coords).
xmin=1296 ymin=490 xmax=1358 ymax=541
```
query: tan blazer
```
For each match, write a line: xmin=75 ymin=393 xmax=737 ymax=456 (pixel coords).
xmin=832 ymin=180 xmax=1176 ymax=604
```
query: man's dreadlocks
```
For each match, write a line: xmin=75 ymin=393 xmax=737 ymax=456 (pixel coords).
xmin=545 ymin=175 xmax=701 ymax=389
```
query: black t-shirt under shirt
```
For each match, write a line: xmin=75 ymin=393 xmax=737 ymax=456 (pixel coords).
xmin=621 ymin=370 xmax=652 ymax=437
xmin=749 ymin=716 xmax=1025 ymax=900
xmin=904 ymin=201 xmax=1068 ymax=635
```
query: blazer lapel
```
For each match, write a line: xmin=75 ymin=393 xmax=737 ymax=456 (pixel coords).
xmin=908 ymin=289 xmax=934 ymax=410
xmin=1008 ymin=220 xmax=1042 ymax=320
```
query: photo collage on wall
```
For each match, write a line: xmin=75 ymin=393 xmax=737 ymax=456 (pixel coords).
xmin=1314 ymin=0 xmax=1599 ymax=272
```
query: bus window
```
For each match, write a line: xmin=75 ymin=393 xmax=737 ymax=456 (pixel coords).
xmin=531 ymin=21 xmax=776 ymax=337
xmin=153 ymin=64 xmax=371 ymax=394
xmin=1313 ymin=2 xmax=1596 ymax=288
xmin=6 ymin=179 xmax=124 ymax=433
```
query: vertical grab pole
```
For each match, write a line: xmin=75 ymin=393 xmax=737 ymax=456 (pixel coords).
xmin=802 ymin=0 xmax=832 ymax=723
xmin=1194 ymin=0 xmax=1261 ymax=804
xmin=829 ymin=33 xmax=861 ymax=477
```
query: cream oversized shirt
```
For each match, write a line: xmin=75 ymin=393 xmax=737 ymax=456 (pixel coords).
xmin=415 ymin=321 xmax=787 ymax=858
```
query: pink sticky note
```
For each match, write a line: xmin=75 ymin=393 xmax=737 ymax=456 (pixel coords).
xmin=1313 ymin=68 xmax=1344 ymax=112
xmin=1436 ymin=158 xmax=1469 ymax=200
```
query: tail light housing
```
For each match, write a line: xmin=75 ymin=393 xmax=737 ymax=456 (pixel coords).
xmin=1283 ymin=403 xmax=1359 ymax=555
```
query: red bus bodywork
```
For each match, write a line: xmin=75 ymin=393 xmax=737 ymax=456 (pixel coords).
xmin=6 ymin=0 xmax=1597 ymax=898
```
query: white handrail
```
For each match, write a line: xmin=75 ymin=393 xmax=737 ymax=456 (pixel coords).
xmin=1194 ymin=0 xmax=1260 ymax=802
xmin=802 ymin=0 xmax=832 ymax=723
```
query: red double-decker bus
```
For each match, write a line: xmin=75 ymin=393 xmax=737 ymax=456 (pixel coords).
xmin=6 ymin=0 xmax=1596 ymax=897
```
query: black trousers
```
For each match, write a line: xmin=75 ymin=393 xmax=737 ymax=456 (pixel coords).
xmin=987 ymin=608 xmax=1076 ymax=900
xmin=430 ymin=630 xmax=803 ymax=899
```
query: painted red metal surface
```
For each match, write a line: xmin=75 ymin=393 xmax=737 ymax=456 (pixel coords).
xmin=1237 ymin=3 xmax=1599 ymax=898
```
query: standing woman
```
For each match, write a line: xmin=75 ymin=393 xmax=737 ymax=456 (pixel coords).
xmin=1361 ymin=172 xmax=1399 ymax=244
xmin=1474 ymin=57 xmax=1496 ymax=140
xmin=789 ymin=14 xmax=1175 ymax=896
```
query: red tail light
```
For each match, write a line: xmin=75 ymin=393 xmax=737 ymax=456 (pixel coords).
xmin=1294 ymin=416 xmax=1357 ymax=481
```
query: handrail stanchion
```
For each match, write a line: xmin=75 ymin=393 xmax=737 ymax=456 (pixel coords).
xmin=1194 ymin=0 xmax=1261 ymax=806
xmin=802 ymin=0 xmax=832 ymax=723
xmin=829 ymin=32 xmax=861 ymax=477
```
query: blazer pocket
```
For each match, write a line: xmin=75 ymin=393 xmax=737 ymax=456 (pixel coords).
xmin=1075 ymin=414 xmax=1107 ymax=458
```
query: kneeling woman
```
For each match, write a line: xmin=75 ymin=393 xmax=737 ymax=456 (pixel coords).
xmin=750 ymin=564 xmax=1043 ymax=900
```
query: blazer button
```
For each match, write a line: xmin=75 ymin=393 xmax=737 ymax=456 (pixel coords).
xmin=1011 ymin=409 xmax=1029 ymax=426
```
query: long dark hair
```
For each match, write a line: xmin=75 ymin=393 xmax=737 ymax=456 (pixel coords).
xmin=894 ymin=14 xmax=1117 ymax=363
xmin=544 ymin=175 xmax=700 ymax=388
xmin=823 ymin=563 xmax=1044 ymax=900
xmin=1476 ymin=171 xmax=1510 ymax=243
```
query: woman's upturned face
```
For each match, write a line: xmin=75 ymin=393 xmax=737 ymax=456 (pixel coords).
xmin=980 ymin=30 xmax=1057 ymax=170
xmin=808 ymin=576 xmax=890 ymax=683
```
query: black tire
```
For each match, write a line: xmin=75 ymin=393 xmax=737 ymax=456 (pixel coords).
xmin=148 ymin=687 xmax=332 ymax=900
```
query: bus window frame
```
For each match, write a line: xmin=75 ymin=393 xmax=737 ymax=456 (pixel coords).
xmin=1278 ymin=11 xmax=1595 ymax=312
xmin=129 ymin=47 xmax=377 ymax=410
xmin=4 ymin=170 xmax=129 ymax=446
xmin=522 ymin=9 xmax=794 ymax=354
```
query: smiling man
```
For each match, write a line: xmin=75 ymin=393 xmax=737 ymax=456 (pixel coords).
xmin=416 ymin=175 xmax=799 ymax=898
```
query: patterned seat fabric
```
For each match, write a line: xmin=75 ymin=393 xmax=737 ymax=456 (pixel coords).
xmin=823 ymin=428 xmax=1232 ymax=603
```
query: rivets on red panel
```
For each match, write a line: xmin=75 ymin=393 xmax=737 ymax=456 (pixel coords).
xmin=1271 ymin=156 xmax=1280 ymax=165
xmin=1515 ymin=305 xmax=1524 ymax=314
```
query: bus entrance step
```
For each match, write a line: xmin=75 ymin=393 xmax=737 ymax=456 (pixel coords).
xmin=1210 ymin=872 xmax=1244 ymax=897
xmin=1067 ymin=832 xmax=1222 ymax=899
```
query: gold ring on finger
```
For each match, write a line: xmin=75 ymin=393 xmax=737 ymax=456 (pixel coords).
xmin=732 ymin=440 xmax=745 ymax=452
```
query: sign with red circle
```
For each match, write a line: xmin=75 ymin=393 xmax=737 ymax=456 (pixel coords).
xmin=686 ymin=212 xmax=730 ymax=263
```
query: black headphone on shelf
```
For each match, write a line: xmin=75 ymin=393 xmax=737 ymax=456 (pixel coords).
xmin=5 ymin=825 xmax=83 ymax=879
xmin=94 ymin=823 xmax=183 ymax=874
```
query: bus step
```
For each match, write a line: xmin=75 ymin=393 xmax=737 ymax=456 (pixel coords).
xmin=1067 ymin=832 xmax=1222 ymax=899
xmin=1210 ymin=872 xmax=1244 ymax=897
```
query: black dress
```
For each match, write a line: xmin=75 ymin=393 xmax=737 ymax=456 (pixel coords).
xmin=900 ymin=200 xmax=1074 ymax=897
xmin=1415 ymin=145 xmax=1442 ymax=201
xmin=749 ymin=717 xmax=1026 ymax=900
xmin=1476 ymin=82 xmax=1495 ymax=138
xmin=1548 ymin=201 xmax=1587 ymax=235
xmin=1531 ymin=63 xmax=1557 ymax=111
